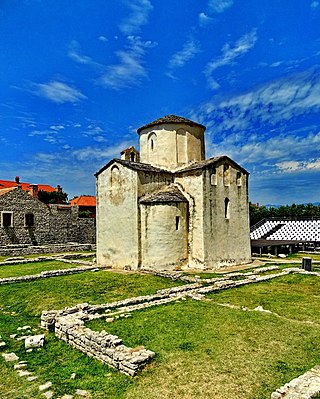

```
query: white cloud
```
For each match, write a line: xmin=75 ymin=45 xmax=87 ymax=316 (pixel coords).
xmin=198 ymin=12 xmax=213 ymax=27
xmin=50 ymin=125 xmax=65 ymax=131
xmin=68 ymin=41 xmax=101 ymax=67
xmin=204 ymin=128 xmax=320 ymax=177
xmin=31 ymin=81 xmax=87 ymax=104
xmin=98 ymin=36 xmax=108 ymax=42
xmin=68 ymin=34 xmax=156 ymax=91
xmin=204 ymin=30 xmax=257 ymax=88
xmin=167 ymin=39 xmax=201 ymax=78
xmin=275 ymin=161 xmax=301 ymax=172
xmin=276 ymin=159 xmax=320 ymax=172
xmin=99 ymin=36 xmax=156 ymax=90
xmin=311 ymin=1 xmax=319 ymax=8
xmin=119 ymin=0 xmax=153 ymax=34
xmin=208 ymin=0 xmax=233 ymax=13
xmin=71 ymin=141 xmax=132 ymax=161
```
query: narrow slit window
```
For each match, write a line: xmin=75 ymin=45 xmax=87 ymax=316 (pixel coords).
xmin=25 ymin=213 xmax=34 ymax=227
xmin=236 ymin=172 xmax=242 ymax=186
xmin=224 ymin=198 xmax=230 ymax=219
xmin=176 ymin=216 xmax=180 ymax=230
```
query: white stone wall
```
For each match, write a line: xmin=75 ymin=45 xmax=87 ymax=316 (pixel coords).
xmin=203 ymin=162 xmax=251 ymax=268
xmin=96 ymin=163 xmax=139 ymax=269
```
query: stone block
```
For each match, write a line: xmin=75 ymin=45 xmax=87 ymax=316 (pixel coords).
xmin=2 ymin=352 xmax=19 ymax=362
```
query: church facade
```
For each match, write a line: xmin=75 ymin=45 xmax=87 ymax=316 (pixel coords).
xmin=95 ymin=115 xmax=251 ymax=270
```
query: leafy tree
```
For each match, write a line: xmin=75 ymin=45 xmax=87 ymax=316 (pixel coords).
xmin=250 ymin=202 xmax=320 ymax=227
xmin=38 ymin=189 xmax=68 ymax=204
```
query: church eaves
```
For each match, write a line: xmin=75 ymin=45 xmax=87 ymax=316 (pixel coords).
xmin=176 ymin=156 xmax=249 ymax=175
xmin=94 ymin=158 xmax=172 ymax=177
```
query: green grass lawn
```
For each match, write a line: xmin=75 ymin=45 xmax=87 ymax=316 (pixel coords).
xmin=1 ymin=268 xmax=320 ymax=398
xmin=89 ymin=274 xmax=320 ymax=399
xmin=0 ymin=270 xmax=183 ymax=399
xmin=287 ymin=252 xmax=320 ymax=261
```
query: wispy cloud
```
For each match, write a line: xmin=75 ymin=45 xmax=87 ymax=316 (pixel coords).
xmin=198 ymin=12 xmax=213 ymax=27
xmin=99 ymin=36 xmax=156 ymax=90
xmin=50 ymin=125 xmax=65 ymax=131
xmin=208 ymin=0 xmax=233 ymax=13
xmin=82 ymin=124 xmax=108 ymax=143
xmin=68 ymin=41 xmax=101 ymax=67
xmin=119 ymin=0 xmax=153 ymax=34
xmin=311 ymin=1 xmax=319 ymax=9
xmin=276 ymin=158 xmax=320 ymax=173
xmin=193 ymin=67 xmax=320 ymax=141
xmin=31 ymin=81 xmax=87 ymax=104
xmin=167 ymin=39 xmax=201 ymax=78
xmin=71 ymin=141 xmax=133 ymax=162
xmin=204 ymin=29 xmax=258 ymax=89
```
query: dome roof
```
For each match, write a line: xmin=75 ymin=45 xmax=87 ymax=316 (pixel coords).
xmin=137 ymin=114 xmax=206 ymax=134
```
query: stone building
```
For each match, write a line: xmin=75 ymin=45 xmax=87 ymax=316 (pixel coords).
xmin=96 ymin=115 xmax=251 ymax=270
xmin=0 ymin=187 xmax=95 ymax=245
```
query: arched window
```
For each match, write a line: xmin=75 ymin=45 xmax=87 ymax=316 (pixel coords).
xmin=148 ymin=132 xmax=157 ymax=151
xmin=110 ymin=165 xmax=120 ymax=186
xmin=224 ymin=198 xmax=230 ymax=219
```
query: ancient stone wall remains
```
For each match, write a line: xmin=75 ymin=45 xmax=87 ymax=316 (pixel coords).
xmin=41 ymin=266 xmax=319 ymax=376
xmin=0 ymin=243 xmax=95 ymax=256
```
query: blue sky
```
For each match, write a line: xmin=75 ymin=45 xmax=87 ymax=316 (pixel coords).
xmin=1 ymin=0 xmax=320 ymax=204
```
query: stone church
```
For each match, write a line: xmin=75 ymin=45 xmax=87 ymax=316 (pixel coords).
xmin=95 ymin=115 xmax=251 ymax=270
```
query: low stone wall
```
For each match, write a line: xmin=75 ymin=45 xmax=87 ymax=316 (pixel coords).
xmin=0 ymin=265 xmax=102 ymax=286
xmin=0 ymin=243 xmax=95 ymax=257
xmin=54 ymin=314 xmax=155 ymax=376
xmin=40 ymin=266 xmax=318 ymax=376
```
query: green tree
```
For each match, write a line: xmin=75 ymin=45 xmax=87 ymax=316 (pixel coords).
xmin=38 ymin=189 xmax=68 ymax=204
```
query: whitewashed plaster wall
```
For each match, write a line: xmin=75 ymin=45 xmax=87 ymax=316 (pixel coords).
xmin=174 ymin=172 xmax=205 ymax=268
xmin=203 ymin=163 xmax=251 ymax=268
xmin=96 ymin=163 xmax=139 ymax=269
xmin=140 ymin=202 xmax=188 ymax=270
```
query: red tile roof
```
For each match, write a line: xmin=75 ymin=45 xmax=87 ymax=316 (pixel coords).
xmin=0 ymin=179 xmax=56 ymax=193
xmin=69 ymin=195 xmax=96 ymax=206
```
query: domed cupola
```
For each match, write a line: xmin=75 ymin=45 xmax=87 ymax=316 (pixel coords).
xmin=137 ymin=115 xmax=206 ymax=170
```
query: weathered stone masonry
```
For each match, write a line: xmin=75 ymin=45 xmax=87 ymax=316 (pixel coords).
xmin=0 ymin=188 xmax=95 ymax=246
